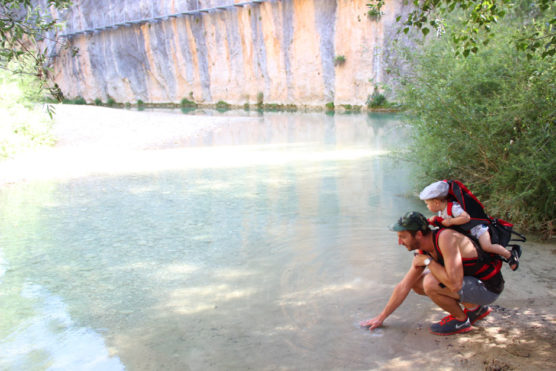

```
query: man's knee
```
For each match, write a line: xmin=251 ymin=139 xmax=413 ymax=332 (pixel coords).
xmin=411 ymin=273 xmax=426 ymax=295
xmin=422 ymin=274 xmax=441 ymax=296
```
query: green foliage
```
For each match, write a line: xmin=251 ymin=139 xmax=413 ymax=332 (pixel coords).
xmin=380 ymin=1 xmax=555 ymax=59
xmin=106 ymin=97 xmax=116 ymax=107
xmin=0 ymin=0 xmax=74 ymax=89
xmin=263 ymin=103 xmax=298 ymax=112
xmin=256 ymin=92 xmax=264 ymax=109
xmin=63 ymin=96 xmax=86 ymax=105
xmin=215 ymin=100 xmax=231 ymax=110
xmin=366 ymin=0 xmax=385 ymax=19
xmin=341 ymin=104 xmax=362 ymax=113
xmin=325 ymin=102 xmax=335 ymax=111
xmin=94 ymin=98 xmax=102 ymax=106
xmin=180 ymin=98 xmax=197 ymax=108
xmin=367 ymin=89 xmax=388 ymax=108
xmin=264 ymin=103 xmax=281 ymax=111
xmin=395 ymin=15 xmax=555 ymax=234
xmin=0 ymin=60 xmax=55 ymax=159
xmin=334 ymin=55 xmax=346 ymax=66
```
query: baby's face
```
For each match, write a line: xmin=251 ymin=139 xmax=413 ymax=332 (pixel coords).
xmin=425 ymin=199 xmax=442 ymax=213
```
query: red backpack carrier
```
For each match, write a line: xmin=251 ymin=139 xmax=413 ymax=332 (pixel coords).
xmin=431 ymin=180 xmax=526 ymax=248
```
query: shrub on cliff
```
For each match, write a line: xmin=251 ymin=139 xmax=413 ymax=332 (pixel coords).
xmin=395 ymin=9 xmax=555 ymax=235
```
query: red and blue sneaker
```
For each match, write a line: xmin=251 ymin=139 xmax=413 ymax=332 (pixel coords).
xmin=464 ymin=305 xmax=491 ymax=324
xmin=430 ymin=315 xmax=471 ymax=335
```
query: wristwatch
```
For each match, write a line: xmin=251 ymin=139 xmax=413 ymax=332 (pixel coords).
xmin=424 ymin=258 xmax=432 ymax=266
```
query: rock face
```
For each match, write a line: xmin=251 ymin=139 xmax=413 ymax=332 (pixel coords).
xmin=51 ymin=0 xmax=412 ymax=106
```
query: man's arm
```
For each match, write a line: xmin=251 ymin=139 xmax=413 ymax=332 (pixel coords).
xmin=360 ymin=259 xmax=425 ymax=330
xmin=429 ymin=230 xmax=464 ymax=293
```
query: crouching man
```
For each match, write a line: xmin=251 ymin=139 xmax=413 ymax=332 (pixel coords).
xmin=360 ymin=211 xmax=504 ymax=335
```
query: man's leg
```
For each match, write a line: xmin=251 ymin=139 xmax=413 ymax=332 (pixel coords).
xmin=422 ymin=273 xmax=466 ymax=321
xmin=423 ymin=274 xmax=472 ymax=335
xmin=411 ymin=271 xmax=426 ymax=295
xmin=457 ymin=276 xmax=500 ymax=324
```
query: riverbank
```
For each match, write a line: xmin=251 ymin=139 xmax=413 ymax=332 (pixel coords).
xmin=1 ymin=105 xmax=555 ymax=370
xmin=376 ymin=239 xmax=556 ymax=370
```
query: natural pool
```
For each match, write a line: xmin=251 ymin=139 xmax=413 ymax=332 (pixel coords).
xmin=0 ymin=111 xmax=429 ymax=370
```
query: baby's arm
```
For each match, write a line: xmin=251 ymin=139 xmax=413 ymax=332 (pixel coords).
xmin=442 ymin=210 xmax=470 ymax=227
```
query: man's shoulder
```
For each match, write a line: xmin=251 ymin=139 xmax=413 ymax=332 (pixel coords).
xmin=437 ymin=228 xmax=470 ymax=247
xmin=438 ymin=227 xmax=467 ymax=237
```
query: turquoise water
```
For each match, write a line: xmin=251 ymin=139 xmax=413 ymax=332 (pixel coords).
xmin=0 ymin=112 xmax=426 ymax=370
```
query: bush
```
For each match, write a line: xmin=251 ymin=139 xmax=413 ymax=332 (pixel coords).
xmin=73 ymin=96 xmax=86 ymax=105
xmin=63 ymin=97 xmax=86 ymax=105
xmin=342 ymin=104 xmax=362 ymax=113
xmin=394 ymin=11 xmax=555 ymax=235
xmin=367 ymin=90 xmax=387 ymax=108
xmin=94 ymin=98 xmax=102 ymax=106
xmin=264 ymin=103 xmax=281 ymax=111
xmin=325 ymin=102 xmax=334 ymax=111
xmin=334 ymin=55 xmax=346 ymax=66
xmin=256 ymin=92 xmax=264 ymax=109
xmin=215 ymin=100 xmax=231 ymax=111
xmin=106 ymin=97 xmax=116 ymax=107
xmin=180 ymin=98 xmax=197 ymax=108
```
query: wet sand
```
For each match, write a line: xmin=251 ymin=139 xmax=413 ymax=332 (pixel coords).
xmin=1 ymin=105 xmax=555 ymax=370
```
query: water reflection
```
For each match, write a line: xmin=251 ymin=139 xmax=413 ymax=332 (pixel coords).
xmin=0 ymin=112 xmax=425 ymax=370
xmin=0 ymin=283 xmax=124 ymax=370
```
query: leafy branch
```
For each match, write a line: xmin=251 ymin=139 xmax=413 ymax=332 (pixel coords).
xmin=1 ymin=0 xmax=73 ymax=96
xmin=375 ymin=0 xmax=554 ymax=58
xmin=366 ymin=0 xmax=385 ymax=20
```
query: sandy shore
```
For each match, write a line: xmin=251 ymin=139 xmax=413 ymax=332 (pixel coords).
xmin=2 ymin=105 xmax=555 ymax=370
xmin=377 ymin=239 xmax=556 ymax=370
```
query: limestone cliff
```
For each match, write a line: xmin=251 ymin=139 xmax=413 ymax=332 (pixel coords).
xmin=50 ymin=0 xmax=412 ymax=107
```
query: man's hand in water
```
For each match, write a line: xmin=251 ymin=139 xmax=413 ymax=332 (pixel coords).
xmin=359 ymin=316 xmax=383 ymax=331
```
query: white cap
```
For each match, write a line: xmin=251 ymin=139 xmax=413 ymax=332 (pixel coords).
xmin=419 ymin=181 xmax=449 ymax=200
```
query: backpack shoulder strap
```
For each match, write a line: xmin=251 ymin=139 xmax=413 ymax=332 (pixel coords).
xmin=445 ymin=179 xmax=490 ymax=228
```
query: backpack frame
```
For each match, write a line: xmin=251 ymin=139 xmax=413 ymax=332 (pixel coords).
xmin=434 ymin=180 xmax=526 ymax=248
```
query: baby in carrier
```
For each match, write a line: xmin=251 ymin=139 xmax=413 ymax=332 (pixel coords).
xmin=419 ymin=180 xmax=520 ymax=270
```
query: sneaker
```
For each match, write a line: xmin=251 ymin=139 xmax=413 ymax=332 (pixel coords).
xmin=508 ymin=245 xmax=522 ymax=271
xmin=429 ymin=315 xmax=471 ymax=335
xmin=464 ymin=305 xmax=491 ymax=324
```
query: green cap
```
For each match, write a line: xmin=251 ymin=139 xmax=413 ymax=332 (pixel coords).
xmin=390 ymin=211 xmax=429 ymax=232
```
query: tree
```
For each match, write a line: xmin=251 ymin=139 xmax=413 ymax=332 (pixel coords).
xmin=0 ymin=0 xmax=72 ymax=91
xmin=391 ymin=7 xmax=555 ymax=234
xmin=367 ymin=0 xmax=555 ymax=58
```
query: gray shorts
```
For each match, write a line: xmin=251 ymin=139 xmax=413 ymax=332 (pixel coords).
xmin=458 ymin=276 xmax=500 ymax=305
